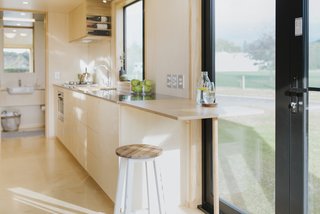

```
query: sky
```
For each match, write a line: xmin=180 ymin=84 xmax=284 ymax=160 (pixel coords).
xmin=216 ymin=0 xmax=320 ymax=44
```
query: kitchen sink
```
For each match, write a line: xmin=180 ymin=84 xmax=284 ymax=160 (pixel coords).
xmin=7 ymin=86 xmax=34 ymax=95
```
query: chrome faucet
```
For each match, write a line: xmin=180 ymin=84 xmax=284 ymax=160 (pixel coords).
xmin=18 ymin=79 xmax=22 ymax=87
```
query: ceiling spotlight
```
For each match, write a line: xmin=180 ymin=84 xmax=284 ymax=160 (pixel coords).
xmin=102 ymin=0 xmax=107 ymax=3
xmin=22 ymin=1 xmax=29 ymax=4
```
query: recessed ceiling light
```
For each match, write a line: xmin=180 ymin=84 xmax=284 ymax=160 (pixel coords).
xmin=22 ymin=1 xmax=29 ymax=4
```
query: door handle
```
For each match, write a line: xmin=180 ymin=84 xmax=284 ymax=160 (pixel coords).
xmin=286 ymin=88 xmax=307 ymax=113
xmin=290 ymin=102 xmax=298 ymax=113
xmin=285 ymin=88 xmax=308 ymax=97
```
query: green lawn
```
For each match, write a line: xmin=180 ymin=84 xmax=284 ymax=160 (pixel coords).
xmin=217 ymin=69 xmax=320 ymax=89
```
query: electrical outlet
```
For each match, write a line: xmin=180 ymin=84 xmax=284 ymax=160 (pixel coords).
xmin=171 ymin=74 xmax=178 ymax=88
xmin=178 ymin=74 xmax=184 ymax=89
xmin=54 ymin=72 xmax=60 ymax=80
xmin=166 ymin=74 xmax=172 ymax=88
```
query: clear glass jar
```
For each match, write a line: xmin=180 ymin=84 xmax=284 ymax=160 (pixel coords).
xmin=196 ymin=71 xmax=211 ymax=104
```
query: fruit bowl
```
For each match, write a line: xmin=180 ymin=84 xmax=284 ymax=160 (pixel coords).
xmin=131 ymin=79 xmax=153 ymax=95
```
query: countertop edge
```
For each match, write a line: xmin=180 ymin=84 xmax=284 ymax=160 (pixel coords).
xmin=53 ymin=84 xmax=219 ymax=121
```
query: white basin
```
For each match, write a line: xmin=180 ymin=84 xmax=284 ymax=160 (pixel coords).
xmin=7 ymin=86 xmax=34 ymax=95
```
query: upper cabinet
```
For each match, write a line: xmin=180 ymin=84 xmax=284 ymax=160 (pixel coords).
xmin=69 ymin=0 xmax=111 ymax=42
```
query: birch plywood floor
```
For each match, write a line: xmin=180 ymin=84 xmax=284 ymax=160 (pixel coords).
xmin=0 ymin=136 xmax=203 ymax=214
xmin=0 ymin=137 xmax=113 ymax=214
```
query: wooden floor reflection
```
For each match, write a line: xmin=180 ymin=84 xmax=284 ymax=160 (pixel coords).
xmin=0 ymin=137 xmax=113 ymax=214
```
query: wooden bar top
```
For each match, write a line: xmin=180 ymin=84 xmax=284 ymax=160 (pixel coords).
xmin=121 ymin=99 xmax=219 ymax=121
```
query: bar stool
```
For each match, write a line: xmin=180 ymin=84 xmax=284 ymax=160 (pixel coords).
xmin=114 ymin=144 xmax=165 ymax=214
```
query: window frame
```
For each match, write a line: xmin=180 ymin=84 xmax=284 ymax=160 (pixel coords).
xmin=123 ymin=0 xmax=145 ymax=81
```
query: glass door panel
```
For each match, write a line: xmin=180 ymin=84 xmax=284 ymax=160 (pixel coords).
xmin=309 ymin=0 xmax=320 ymax=212
xmin=215 ymin=0 xmax=275 ymax=212
xmin=309 ymin=0 xmax=320 ymax=88
xmin=308 ymin=92 xmax=320 ymax=214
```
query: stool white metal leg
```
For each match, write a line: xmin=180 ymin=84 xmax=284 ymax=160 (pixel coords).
xmin=114 ymin=158 xmax=128 ymax=214
xmin=145 ymin=162 xmax=151 ymax=214
xmin=124 ymin=160 xmax=134 ymax=214
xmin=153 ymin=160 xmax=165 ymax=214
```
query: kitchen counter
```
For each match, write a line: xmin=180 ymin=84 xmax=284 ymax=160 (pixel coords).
xmin=54 ymin=84 xmax=177 ymax=103
xmin=53 ymin=84 xmax=219 ymax=212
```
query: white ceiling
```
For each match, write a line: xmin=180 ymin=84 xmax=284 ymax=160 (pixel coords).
xmin=0 ymin=0 xmax=84 ymax=13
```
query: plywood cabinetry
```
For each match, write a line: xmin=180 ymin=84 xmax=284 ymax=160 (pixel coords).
xmin=86 ymin=95 xmax=119 ymax=201
xmin=69 ymin=3 xmax=87 ymax=42
xmin=54 ymin=87 xmax=118 ymax=201
xmin=69 ymin=0 xmax=111 ymax=42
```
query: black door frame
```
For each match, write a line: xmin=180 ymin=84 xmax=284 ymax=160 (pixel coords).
xmin=276 ymin=0 xmax=308 ymax=212
xmin=199 ymin=0 xmax=309 ymax=213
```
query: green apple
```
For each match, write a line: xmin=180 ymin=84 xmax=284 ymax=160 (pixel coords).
xmin=143 ymin=85 xmax=152 ymax=93
xmin=131 ymin=79 xmax=140 ymax=86
xmin=144 ymin=80 xmax=152 ymax=87
xmin=135 ymin=85 xmax=142 ymax=93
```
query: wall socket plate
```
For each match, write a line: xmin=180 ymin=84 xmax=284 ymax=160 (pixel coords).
xmin=166 ymin=74 xmax=172 ymax=88
xmin=167 ymin=74 xmax=184 ymax=89
xmin=54 ymin=72 xmax=61 ymax=80
xmin=178 ymin=74 xmax=184 ymax=89
xmin=171 ymin=74 xmax=178 ymax=88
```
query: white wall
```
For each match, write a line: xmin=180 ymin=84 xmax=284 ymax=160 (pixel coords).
xmin=144 ymin=0 xmax=190 ymax=98
xmin=46 ymin=12 xmax=112 ymax=137
xmin=46 ymin=12 xmax=89 ymax=137
xmin=88 ymin=40 xmax=113 ymax=86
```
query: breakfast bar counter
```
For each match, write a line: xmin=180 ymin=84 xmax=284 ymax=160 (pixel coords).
xmin=121 ymin=99 xmax=220 ymax=213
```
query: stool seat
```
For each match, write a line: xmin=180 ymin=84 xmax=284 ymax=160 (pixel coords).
xmin=116 ymin=144 xmax=163 ymax=159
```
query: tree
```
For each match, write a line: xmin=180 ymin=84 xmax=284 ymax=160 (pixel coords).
xmin=243 ymin=34 xmax=275 ymax=70
xmin=216 ymin=39 xmax=241 ymax=53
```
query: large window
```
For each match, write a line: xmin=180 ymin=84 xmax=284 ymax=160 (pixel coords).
xmin=3 ymin=27 xmax=34 ymax=73
xmin=123 ymin=0 xmax=144 ymax=81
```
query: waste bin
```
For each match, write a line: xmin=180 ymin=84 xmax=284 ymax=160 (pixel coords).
xmin=1 ymin=111 xmax=21 ymax=132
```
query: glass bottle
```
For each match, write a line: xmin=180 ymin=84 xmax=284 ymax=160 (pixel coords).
xmin=203 ymin=82 xmax=216 ymax=104
xmin=196 ymin=71 xmax=211 ymax=104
